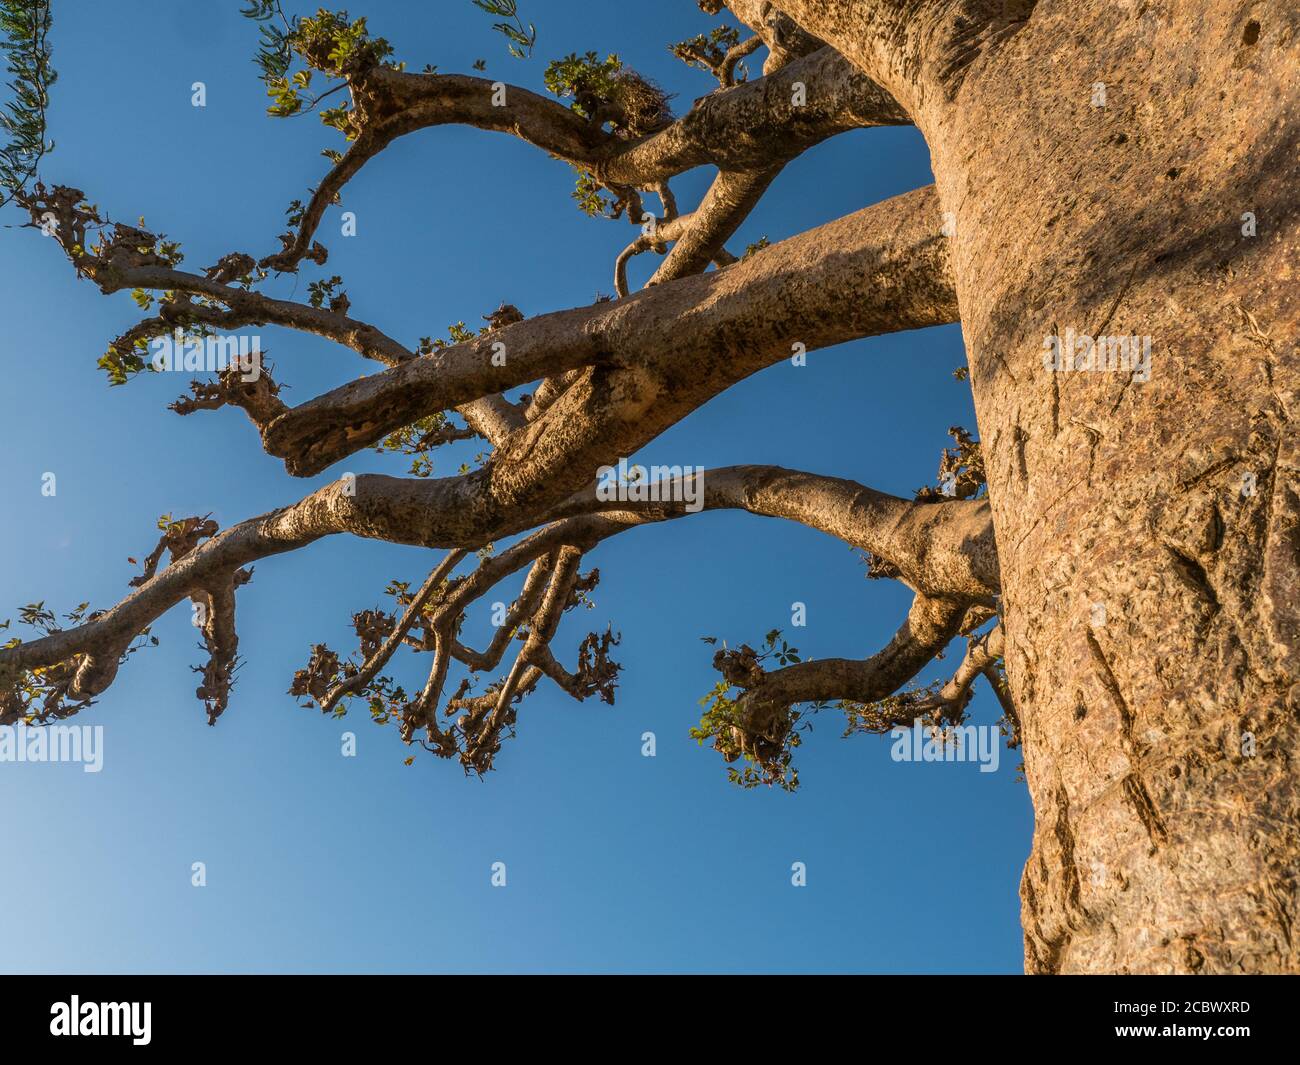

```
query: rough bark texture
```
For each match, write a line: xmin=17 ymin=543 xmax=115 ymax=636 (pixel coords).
xmin=774 ymin=0 xmax=1299 ymax=972
xmin=951 ymin=0 xmax=1298 ymax=977
xmin=925 ymin=0 xmax=1295 ymax=973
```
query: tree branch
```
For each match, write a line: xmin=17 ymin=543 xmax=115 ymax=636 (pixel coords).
xmin=267 ymin=46 xmax=905 ymax=272
xmin=770 ymin=0 xmax=1033 ymax=121
xmin=0 ymin=462 xmax=995 ymax=717
xmin=263 ymin=184 xmax=955 ymax=476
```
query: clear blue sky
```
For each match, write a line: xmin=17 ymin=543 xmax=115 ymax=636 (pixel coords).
xmin=0 ymin=0 xmax=1031 ymax=973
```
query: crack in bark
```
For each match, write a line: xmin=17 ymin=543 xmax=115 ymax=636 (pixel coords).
xmin=1013 ymin=420 xmax=1029 ymax=484
xmin=1072 ymin=419 xmax=1102 ymax=486
xmin=1086 ymin=628 xmax=1168 ymax=847
xmin=1121 ymin=774 xmax=1170 ymax=848
xmin=1178 ymin=455 xmax=1239 ymax=492
xmin=1161 ymin=540 xmax=1223 ymax=635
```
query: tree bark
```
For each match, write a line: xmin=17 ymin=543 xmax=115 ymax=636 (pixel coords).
xmin=932 ymin=0 xmax=1299 ymax=972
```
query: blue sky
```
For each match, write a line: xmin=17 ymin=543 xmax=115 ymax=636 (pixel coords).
xmin=0 ymin=0 xmax=1031 ymax=973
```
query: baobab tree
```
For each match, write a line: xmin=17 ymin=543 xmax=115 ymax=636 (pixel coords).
xmin=0 ymin=0 xmax=1296 ymax=975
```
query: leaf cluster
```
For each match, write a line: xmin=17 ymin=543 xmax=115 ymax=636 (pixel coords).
xmin=0 ymin=0 xmax=55 ymax=205
xmin=471 ymin=0 xmax=535 ymax=59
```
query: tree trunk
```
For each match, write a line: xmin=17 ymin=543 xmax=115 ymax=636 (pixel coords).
xmin=936 ymin=0 xmax=1299 ymax=972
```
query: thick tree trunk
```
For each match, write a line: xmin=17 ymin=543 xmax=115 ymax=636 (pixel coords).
xmin=932 ymin=0 xmax=1299 ymax=972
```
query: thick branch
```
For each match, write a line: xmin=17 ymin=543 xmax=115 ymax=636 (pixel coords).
xmin=745 ymin=594 xmax=966 ymax=708
xmin=771 ymin=0 xmax=1031 ymax=120
xmin=546 ymin=465 xmax=998 ymax=601
xmin=647 ymin=166 xmax=783 ymax=284
xmin=270 ymin=47 xmax=905 ymax=271
xmin=0 ymin=463 xmax=995 ymax=705
xmin=264 ymin=184 xmax=955 ymax=477
xmin=723 ymin=0 xmax=828 ymax=73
